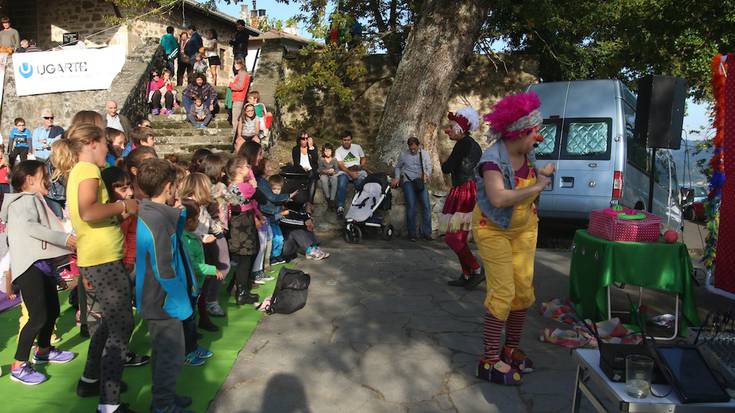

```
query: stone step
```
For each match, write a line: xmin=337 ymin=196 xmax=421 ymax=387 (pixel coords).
xmin=149 ymin=113 xmax=229 ymax=123
xmin=155 ymin=136 xmax=231 ymax=146
xmin=173 ymin=85 xmax=229 ymax=96
xmin=151 ymin=128 xmax=230 ymax=136
xmin=156 ymin=143 xmax=232 ymax=156
xmin=150 ymin=121 xmax=233 ymax=132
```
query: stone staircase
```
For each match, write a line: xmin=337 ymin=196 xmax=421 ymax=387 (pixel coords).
xmin=149 ymin=86 xmax=232 ymax=158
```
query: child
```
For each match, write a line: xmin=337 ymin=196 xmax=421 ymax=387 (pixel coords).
xmin=52 ymin=123 xmax=138 ymax=412
xmin=200 ymin=153 xmax=230 ymax=316
xmin=263 ymin=174 xmax=291 ymax=264
xmin=178 ymin=172 xmax=221 ymax=331
xmin=8 ymin=117 xmax=32 ymax=167
xmin=130 ymin=126 xmax=156 ymax=149
xmin=226 ymin=155 xmax=262 ymax=305
xmin=181 ymin=199 xmax=224 ymax=333
xmin=235 ymin=103 xmax=261 ymax=148
xmin=0 ymin=144 xmax=10 ymax=196
xmin=134 ymin=158 xmax=197 ymax=413
xmin=189 ymin=148 xmax=212 ymax=174
xmin=187 ymin=95 xmax=212 ymax=129
xmin=193 ymin=50 xmax=209 ymax=75
xmin=247 ymin=91 xmax=270 ymax=145
xmin=318 ymin=143 xmax=339 ymax=210
xmin=101 ymin=167 xmax=135 ymax=273
xmin=105 ymin=128 xmax=127 ymax=167
xmin=1 ymin=160 xmax=76 ymax=385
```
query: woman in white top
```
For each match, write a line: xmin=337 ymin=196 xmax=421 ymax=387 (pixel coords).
xmin=203 ymin=29 xmax=220 ymax=85
xmin=291 ymin=131 xmax=319 ymax=202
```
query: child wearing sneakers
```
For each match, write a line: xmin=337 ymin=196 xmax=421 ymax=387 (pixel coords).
xmin=181 ymin=199 xmax=224 ymax=332
xmin=1 ymin=160 xmax=76 ymax=385
xmin=135 ymin=158 xmax=197 ymax=413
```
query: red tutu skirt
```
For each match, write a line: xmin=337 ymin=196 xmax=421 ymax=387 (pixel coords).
xmin=440 ymin=180 xmax=476 ymax=232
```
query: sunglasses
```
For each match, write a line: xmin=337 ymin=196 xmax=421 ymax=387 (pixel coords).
xmin=300 ymin=137 xmax=308 ymax=140
xmin=43 ymin=116 xmax=54 ymax=120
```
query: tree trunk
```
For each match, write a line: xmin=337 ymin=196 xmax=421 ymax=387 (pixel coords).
xmin=375 ymin=0 xmax=490 ymax=187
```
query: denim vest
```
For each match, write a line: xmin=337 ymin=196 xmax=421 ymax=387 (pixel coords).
xmin=475 ymin=140 xmax=536 ymax=229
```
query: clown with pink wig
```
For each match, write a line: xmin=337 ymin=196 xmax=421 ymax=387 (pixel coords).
xmin=472 ymin=91 xmax=554 ymax=385
xmin=440 ymin=107 xmax=484 ymax=289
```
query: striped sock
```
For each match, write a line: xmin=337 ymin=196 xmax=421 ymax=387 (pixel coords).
xmin=505 ymin=310 xmax=527 ymax=349
xmin=483 ymin=311 xmax=505 ymax=363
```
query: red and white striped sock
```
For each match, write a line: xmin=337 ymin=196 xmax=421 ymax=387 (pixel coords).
xmin=505 ymin=309 xmax=527 ymax=349
xmin=483 ymin=311 xmax=505 ymax=363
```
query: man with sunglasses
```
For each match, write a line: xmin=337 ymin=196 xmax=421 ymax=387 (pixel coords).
xmin=31 ymin=108 xmax=64 ymax=161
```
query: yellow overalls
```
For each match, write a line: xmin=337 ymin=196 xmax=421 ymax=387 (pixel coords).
xmin=472 ymin=167 xmax=538 ymax=321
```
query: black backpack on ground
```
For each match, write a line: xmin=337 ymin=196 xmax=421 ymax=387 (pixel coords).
xmin=267 ymin=268 xmax=311 ymax=314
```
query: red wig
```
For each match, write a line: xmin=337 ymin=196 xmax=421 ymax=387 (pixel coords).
xmin=484 ymin=92 xmax=541 ymax=140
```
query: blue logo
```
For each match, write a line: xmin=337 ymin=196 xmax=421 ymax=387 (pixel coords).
xmin=18 ymin=62 xmax=33 ymax=78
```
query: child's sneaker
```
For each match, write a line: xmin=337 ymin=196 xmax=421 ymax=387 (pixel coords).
xmin=206 ymin=302 xmax=225 ymax=317
xmin=315 ymin=247 xmax=330 ymax=259
xmin=10 ymin=363 xmax=47 ymax=385
xmin=253 ymin=271 xmax=267 ymax=284
xmin=33 ymin=347 xmax=75 ymax=364
xmin=476 ymin=359 xmax=522 ymax=386
xmin=195 ymin=346 xmax=213 ymax=359
xmin=306 ymin=248 xmax=325 ymax=261
xmin=184 ymin=351 xmax=206 ymax=366
xmin=152 ymin=108 xmax=159 ymax=115
xmin=501 ymin=347 xmax=534 ymax=373
xmin=124 ymin=351 xmax=150 ymax=367
xmin=270 ymin=256 xmax=286 ymax=265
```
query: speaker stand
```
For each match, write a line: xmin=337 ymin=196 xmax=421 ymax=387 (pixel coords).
xmin=647 ymin=148 xmax=656 ymax=213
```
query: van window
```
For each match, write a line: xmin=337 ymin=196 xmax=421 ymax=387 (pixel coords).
xmin=536 ymin=119 xmax=561 ymax=160
xmin=560 ymin=118 xmax=612 ymax=160
xmin=624 ymin=103 xmax=649 ymax=173
xmin=537 ymin=124 xmax=557 ymax=156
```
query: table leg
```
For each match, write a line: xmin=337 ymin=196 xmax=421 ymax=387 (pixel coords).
xmin=572 ymin=365 xmax=583 ymax=413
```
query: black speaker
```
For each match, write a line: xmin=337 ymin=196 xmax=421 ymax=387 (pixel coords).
xmin=635 ymin=75 xmax=687 ymax=150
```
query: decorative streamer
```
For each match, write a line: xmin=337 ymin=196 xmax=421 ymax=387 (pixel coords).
xmin=703 ymin=54 xmax=727 ymax=270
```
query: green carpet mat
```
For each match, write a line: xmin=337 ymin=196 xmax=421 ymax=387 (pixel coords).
xmin=0 ymin=267 xmax=284 ymax=413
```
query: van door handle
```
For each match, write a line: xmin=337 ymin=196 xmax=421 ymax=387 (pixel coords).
xmin=588 ymin=163 xmax=598 ymax=168
xmin=561 ymin=177 xmax=574 ymax=188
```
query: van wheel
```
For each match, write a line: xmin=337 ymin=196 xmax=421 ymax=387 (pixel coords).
xmin=683 ymin=207 xmax=694 ymax=221
xmin=634 ymin=202 xmax=645 ymax=210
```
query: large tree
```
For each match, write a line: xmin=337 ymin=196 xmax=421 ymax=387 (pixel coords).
xmin=373 ymin=0 xmax=491 ymax=184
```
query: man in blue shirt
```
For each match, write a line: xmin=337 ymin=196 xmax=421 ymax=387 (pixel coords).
xmin=31 ymin=108 xmax=64 ymax=161
xmin=185 ymin=25 xmax=202 ymax=61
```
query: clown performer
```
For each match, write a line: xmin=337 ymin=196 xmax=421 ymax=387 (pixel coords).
xmin=473 ymin=92 xmax=554 ymax=385
xmin=440 ymin=107 xmax=484 ymax=289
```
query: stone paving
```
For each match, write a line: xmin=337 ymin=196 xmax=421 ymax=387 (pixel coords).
xmin=209 ymin=238 xmax=600 ymax=413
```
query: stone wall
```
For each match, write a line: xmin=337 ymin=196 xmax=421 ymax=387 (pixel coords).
xmin=0 ymin=40 xmax=162 ymax=130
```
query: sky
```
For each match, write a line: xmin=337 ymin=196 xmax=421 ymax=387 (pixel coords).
xmin=209 ymin=0 xmax=713 ymax=139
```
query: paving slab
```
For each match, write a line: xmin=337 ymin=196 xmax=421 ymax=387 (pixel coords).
xmin=209 ymin=239 xmax=595 ymax=412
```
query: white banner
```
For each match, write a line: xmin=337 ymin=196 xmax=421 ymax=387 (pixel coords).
xmin=12 ymin=46 xmax=126 ymax=96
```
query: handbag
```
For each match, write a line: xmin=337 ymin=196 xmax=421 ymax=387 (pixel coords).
xmin=410 ymin=149 xmax=426 ymax=193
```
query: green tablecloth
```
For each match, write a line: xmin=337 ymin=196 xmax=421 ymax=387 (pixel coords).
xmin=569 ymin=230 xmax=700 ymax=333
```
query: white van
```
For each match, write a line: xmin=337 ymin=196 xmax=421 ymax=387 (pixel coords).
xmin=527 ymin=80 xmax=682 ymax=231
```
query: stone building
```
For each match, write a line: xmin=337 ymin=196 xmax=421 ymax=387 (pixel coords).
xmin=0 ymin=0 xmax=260 ymax=129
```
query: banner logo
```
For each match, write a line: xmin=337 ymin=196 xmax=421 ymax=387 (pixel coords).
xmin=18 ymin=62 xmax=33 ymax=78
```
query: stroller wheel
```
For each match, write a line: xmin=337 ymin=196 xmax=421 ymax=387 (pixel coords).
xmin=344 ymin=223 xmax=362 ymax=244
xmin=381 ymin=224 xmax=394 ymax=241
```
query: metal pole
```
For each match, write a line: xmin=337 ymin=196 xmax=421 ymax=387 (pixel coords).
xmin=648 ymin=148 xmax=656 ymax=213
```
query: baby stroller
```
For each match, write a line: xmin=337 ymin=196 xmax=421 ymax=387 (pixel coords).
xmin=280 ymin=165 xmax=312 ymax=208
xmin=344 ymin=173 xmax=394 ymax=243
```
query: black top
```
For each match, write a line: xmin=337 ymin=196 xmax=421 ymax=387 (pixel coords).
xmin=441 ymin=134 xmax=482 ymax=187
xmin=230 ymin=29 xmax=249 ymax=56
xmin=292 ymin=145 xmax=319 ymax=173
xmin=186 ymin=32 xmax=203 ymax=58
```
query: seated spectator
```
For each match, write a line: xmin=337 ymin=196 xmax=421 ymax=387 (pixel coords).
xmin=31 ymin=109 xmax=64 ymax=161
xmin=130 ymin=126 xmax=156 ymax=149
xmin=391 ymin=137 xmax=433 ymax=241
xmin=147 ymin=69 xmax=175 ymax=115
xmin=187 ymin=95 xmax=212 ymax=129
xmin=103 ymin=100 xmax=132 ymax=138
xmin=291 ymin=131 xmax=319 ymax=174
xmin=8 ymin=117 xmax=31 ymax=167
xmin=16 ymin=38 xmax=27 ymax=53
xmin=318 ymin=143 xmax=339 ymax=210
xmin=25 ymin=39 xmax=40 ymax=52
xmin=235 ymin=104 xmax=261 ymax=148
xmin=334 ymin=131 xmax=367 ymax=218
xmin=279 ymin=202 xmax=330 ymax=261
xmin=182 ymin=73 xmax=218 ymax=114
xmin=193 ymin=50 xmax=209 ymax=76
xmin=247 ymin=91 xmax=270 ymax=144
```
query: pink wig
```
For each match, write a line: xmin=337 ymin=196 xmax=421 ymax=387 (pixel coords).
xmin=483 ymin=92 xmax=541 ymax=140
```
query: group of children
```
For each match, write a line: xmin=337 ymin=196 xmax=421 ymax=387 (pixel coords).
xmin=1 ymin=109 xmax=329 ymax=413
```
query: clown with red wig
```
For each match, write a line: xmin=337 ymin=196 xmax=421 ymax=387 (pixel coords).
xmin=440 ymin=107 xmax=484 ymax=289
xmin=472 ymin=92 xmax=554 ymax=385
